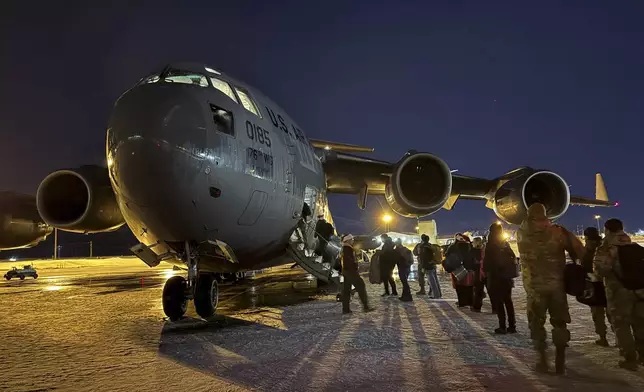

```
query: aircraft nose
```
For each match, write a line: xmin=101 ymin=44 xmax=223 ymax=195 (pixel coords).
xmin=107 ymin=84 xmax=207 ymax=208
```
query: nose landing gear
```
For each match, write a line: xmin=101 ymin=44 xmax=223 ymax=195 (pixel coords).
xmin=161 ymin=241 xmax=220 ymax=321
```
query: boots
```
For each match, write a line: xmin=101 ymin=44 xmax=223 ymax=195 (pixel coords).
xmin=535 ymin=348 xmax=548 ymax=373
xmin=416 ymin=289 xmax=426 ymax=295
xmin=619 ymin=352 xmax=639 ymax=371
xmin=555 ymin=346 xmax=566 ymax=375
xmin=595 ymin=335 xmax=609 ymax=347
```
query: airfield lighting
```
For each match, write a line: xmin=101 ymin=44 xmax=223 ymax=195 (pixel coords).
xmin=324 ymin=145 xmax=331 ymax=150
xmin=595 ymin=215 xmax=601 ymax=230
xmin=382 ymin=214 xmax=392 ymax=232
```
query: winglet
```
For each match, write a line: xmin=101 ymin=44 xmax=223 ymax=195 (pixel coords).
xmin=596 ymin=173 xmax=608 ymax=201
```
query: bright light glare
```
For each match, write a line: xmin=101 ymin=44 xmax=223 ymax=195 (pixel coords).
xmin=44 ymin=286 xmax=62 ymax=291
xmin=382 ymin=214 xmax=392 ymax=223
xmin=9 ymin=257 xmax=17 ymax=262
xmin=205 ymin=66 xmax=221 ymax=75
xmin=324 ymin=145 xmax=331 ymax=150
xmin=503 ymin=232 xmax=510 ymax=239
xmin=594 ymin=215 xmax=601 ymax=220
xmin=415 ymin=226 xmax=419 ymax=230
xmin=107 ymin=156 xmax=113 ymax=167
xmin=162 ymin=270 xmax=177 ymax=281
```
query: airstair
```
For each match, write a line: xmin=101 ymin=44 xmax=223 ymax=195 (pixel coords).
xmin=287 ymin=222 xmax=341 ymax=286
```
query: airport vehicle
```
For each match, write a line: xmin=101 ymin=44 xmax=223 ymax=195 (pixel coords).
xmin=4 ymin=265 xmax=38 ymax=280
xmin=25 ymin=63 xmax=614 ymax=321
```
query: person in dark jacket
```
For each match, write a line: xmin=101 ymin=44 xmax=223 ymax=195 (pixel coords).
xmin=583 ymin=227 xmax=613 ymax=347
xmin=340 ymin=234 xmax=373 ymax=314
xmin=471 ymin=237 xmax=485 ymax=312
xmin=379 ymin=234 xmax=398 ymax=297
xmin=413 ymin=234 xmax=442 ymax=298
xmin=446 ymin=234 xmax=475 ymax=307
xmin=314 ymin=216 xmax=334 ymax=264
xmin=395 ymin=239 xmax=413 ymax=302
xmin=484 ymin=223 xmax=517 ymax=334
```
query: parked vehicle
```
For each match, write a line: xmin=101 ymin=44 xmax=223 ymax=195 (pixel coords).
xmin=4 ymin=265 xmax=38 ymax=280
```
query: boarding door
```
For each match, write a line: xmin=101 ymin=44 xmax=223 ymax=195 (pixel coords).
xmin=303 ymin=186 xmax=320 ymax=249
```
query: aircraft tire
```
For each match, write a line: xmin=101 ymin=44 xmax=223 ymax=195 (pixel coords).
xmin=33 ymin=274 xmax=38 ymax=279
xmin=163 ymin=276 xmax=187 ymax=321
xmin=195 ymin=274 xmax=218 ymax=319
xmin=19 ymin=275 xmax=25 ymax=280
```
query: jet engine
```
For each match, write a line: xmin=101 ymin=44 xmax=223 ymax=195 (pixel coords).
xmin=493 ymin=170 xmax=570 ymax=225
xmin=36 ymin=165 xmax=124 ymax=233
xmin=384 ymin=152 xmax=452 ymax=217
xmin=0 ymin=193 xmax=52 ymax=250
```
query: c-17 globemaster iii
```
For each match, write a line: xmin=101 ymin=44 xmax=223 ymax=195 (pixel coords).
xmin=1 ymin=63 xmax=615 ymax=321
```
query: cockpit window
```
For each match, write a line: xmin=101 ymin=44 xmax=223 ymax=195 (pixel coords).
xmin=139 ymin=74 xmax=160 ymax=85
xmin=163 ymin=70 xmax=208 ymax=87
xmin=234 ymin=87 xmax=262 ymax=118
xmin=210 ymin=77 xmax=238 ymax=103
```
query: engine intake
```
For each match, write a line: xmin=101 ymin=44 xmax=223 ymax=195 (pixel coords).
xmin=36 ymin=165 xmax=124 ymax=233
xmin=494 ymin=170 xmax=570 ymax=225
xmin=385 ymin=152 xmax=452 ymax=217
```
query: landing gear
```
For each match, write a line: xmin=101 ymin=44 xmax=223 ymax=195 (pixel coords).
xmin=163 ymin=276 xmax=188 ymax=321
xmin=194 ymin=274 xmax=219 ymax=319
xmin=161 ymin=241 xmax=220 ymax=321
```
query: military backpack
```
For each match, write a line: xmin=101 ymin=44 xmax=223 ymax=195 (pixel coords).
xmin=616 ymin=243 xmax=644 ymax=290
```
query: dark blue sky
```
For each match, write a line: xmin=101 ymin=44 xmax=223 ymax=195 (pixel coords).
xmin=1 ymin=1 xmax=643 ymax=240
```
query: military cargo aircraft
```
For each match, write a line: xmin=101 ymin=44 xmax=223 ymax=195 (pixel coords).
xmin=3 ymin=63 xmax=615 ymax=321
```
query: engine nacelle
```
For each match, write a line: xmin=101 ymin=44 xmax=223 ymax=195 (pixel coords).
xmin=36 ymin=165 xmax=125 ymax=234
xmin=0 ymin=193 xmax=52 ymax=250
xmin=493 ymin=170 xmax=570 ymax=225
xmin=385 ymin=152 xmax=452 ymax=218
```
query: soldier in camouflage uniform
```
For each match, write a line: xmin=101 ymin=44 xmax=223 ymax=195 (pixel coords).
xmin=582 ymin=227 xmax=613 ymax=347
xmin=593 ymin=218 xmax=644 ymax=370
xmin=517 ymin=203 xmax=585 ymax=374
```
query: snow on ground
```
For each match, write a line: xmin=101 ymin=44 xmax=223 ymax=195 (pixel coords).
xmin=0 ymin=256 xmax=172 ymax=270
xmin=1 ymin=266 xmax=644 ymax=392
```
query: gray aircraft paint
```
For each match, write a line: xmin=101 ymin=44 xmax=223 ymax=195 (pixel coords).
xmin=107 ymin=63 xmax=326 ymax=271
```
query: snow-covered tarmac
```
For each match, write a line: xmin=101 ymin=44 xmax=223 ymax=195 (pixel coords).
xmin=1 ymin=258 xmax=643 ymax=391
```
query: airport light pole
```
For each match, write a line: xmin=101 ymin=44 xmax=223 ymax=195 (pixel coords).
xmin=382 ymin=214 xmax=392 ymax=233
xmin=89 ymin=241 xmax=93 ymax=258
xmin=595 ymin=215 xmax=601 ymax=231
xmin=53 ymin=228 xmax=58 ymax=260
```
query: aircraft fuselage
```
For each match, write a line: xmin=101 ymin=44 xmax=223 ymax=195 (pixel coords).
xmin=107 ymin=63 xmax=328 ymax=271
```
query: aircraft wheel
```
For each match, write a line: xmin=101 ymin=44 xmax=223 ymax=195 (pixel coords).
xmin=19 ymin=275 xmax=25 ymax=280
xmin=163 ymin=276 xmax=187 ymax=321
xmin=33 ymin=274 xmax=38 ymax=279
xmin=5 ymin=276 xmax=10 ymax=281
xmin=194 ymin=274 xmax=219 ymax=319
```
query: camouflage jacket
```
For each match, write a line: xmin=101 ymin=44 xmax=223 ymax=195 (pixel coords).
xmin=517 ymin=220 xmax=585 ymax=293
xmin=593 ymin=231 xmax=632 ymax=291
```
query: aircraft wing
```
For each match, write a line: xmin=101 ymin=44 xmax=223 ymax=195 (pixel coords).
xmin=309 ymin=139 xmax=375 ymax=153
xmin=320 ymin=151 xmax=392 ymax=195
xmin=319 ymin=148 xmax=616 ymax=224
xmin=569 ymin=196 xmax=616 ymax=207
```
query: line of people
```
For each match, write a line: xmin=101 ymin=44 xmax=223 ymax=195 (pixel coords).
xmin=336 ymin=202 xmax=644 ymax=375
